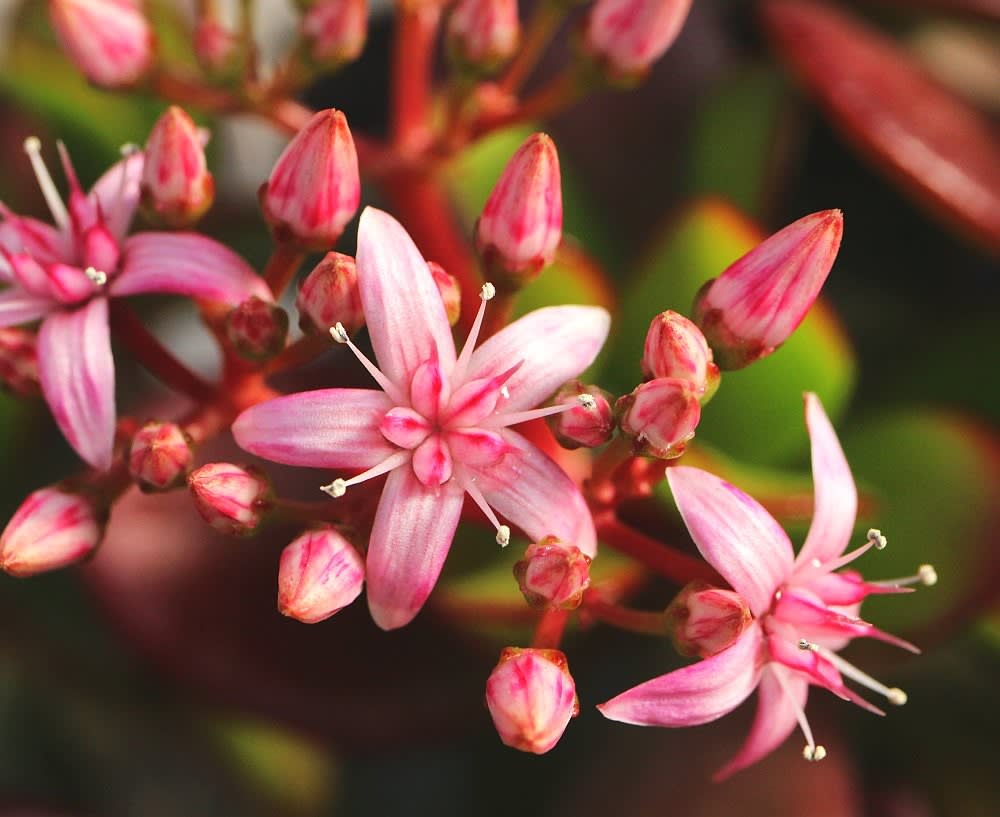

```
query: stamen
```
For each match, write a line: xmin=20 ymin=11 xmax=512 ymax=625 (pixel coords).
xmin=452 ymin=282 xmax=495 ymax=386
xmin=115 ymin=143 xmax=140 ymax=208
xmin=458 ymin=474 xmax=510 ymax=547
xmin=802 ymin=745 xmax=827 ymax=762
xmin=480 ymin=395 xmax=599 ymax=429
xmin=23 ymin=137 xmax=69 ymax=230
xmin=84 ymin=266 xmax=108 ymax=286
xmin=772 ymin=667 xmax=824 ymax=763
xmin=578 ymin=393 xmax=597 ymax=411
xmin=873 ymin=563 xmax=938 ymax=589
xmin=802 ymin=528 xmax=890 ymax=580
xmin=816 ymin=645 xmax=908 ymax=706
xmin=329 ymin=323 xmax=405 ymax=404
xmin=319 ymin=450 xmax=412 ymax=498
xmin=56 ymin=140 xmax=83 ymax=194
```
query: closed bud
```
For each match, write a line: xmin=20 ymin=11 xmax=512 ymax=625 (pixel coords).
xmin=667 ymin=582 xmax=752 ymax=658
xmin=226 ymin=296 xmax=290 ymax=361
xmin=642 ymin=310 xmax=719 ymax=401
xmin=278 ymin=527 xmax=365 ymax=623
xmin=301 ymin=0 xmax=368 ymax=66
xmin=476 ymin=133 xmax=562 ymax=285
xmin=514 ymin=536 xmax=592 ymax=610
xmin=140 ymin=106 xmax=215 ymax=228
xmin=427 ymin=261 xmax=461 ymax=326
xmin=194 ymin=11 xmax=241 ymax=74
xmin=1 ymin=486 xmax=103 ymax=577
xmin=296 ymin=252 xmax=363 ymax=335
xmin=548 ymin=380 xmax=615 ymax=449
xmin=616 ymin=377 xmax=701 ymax=459
xmin=188 ymin=462 xmax=272 ymax=536
xmin=583 ymin=0 xmax=692 ymax=83
xmin=447 ymin=0 xmax=519 ymax=73
xmin=0 ymin=327 xmax=41 ymax=397
xmin=49 ymin=0 xmax=155 ymax=89
xmin=485 ymin=647 xmax=579 ymax=754
xmin=693 ymin=210 xmax=843 ymax=370
xmin=129 ymin=421 xmax=194 ymax=492
xmin=260 ymin=108 xmax=361 ymax=250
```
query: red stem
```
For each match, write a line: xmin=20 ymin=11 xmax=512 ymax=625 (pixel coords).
xmin=581 ymin=590 xmax=668 ymax=637
xmin=498 ymin=2 xmax=563 ymax=94
xmin=391 ymin=1 xmax=443 ymax=151
xmin=262 ymin=243 xmax=305 ymax=298
xmin=531 ymin=608 xmax=569 ymax=649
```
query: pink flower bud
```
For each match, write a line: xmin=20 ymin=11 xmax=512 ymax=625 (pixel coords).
xmin=693 ymin=210 xmax=844 ymax=370
xmin=513 ymin=536 xmax=592 ymax=610
xmin=616 ymin=377 xmax=701 ymax=459
xmin=129 ymin=421 xmax=194 ymax=492
xmin=49 ymin=0 xmax=155 ymax=89
xmin=667 ymin=582 xmax=752 ymax=658
xmin=476 ymin=133 xmax=562 ymax=283
xmin=1 ymin=487 xmax=103 ymax=577
xmin=140 ymin=106 xmax=215 ymax=228
xmin=260 ymin=108 xmax=361 ymax=250
xmin=548 ymin=380 xmax=615 ymax=449
xmin=301 ymin=0 xmax=368 ymax=65
xmin=485 ymin=647 xmax=579 ymax=754
xmin=278 ymin=527 xmax=365 ymax=623
xmin=296 ymin=252 xmax=363 ymax=335
xmin=0 ymin=327 xmax=41 ymax=397
xmin=447 ymin=0 xmax=519 ymax=71
xmin=583 ymin=0 xmax=692 ymax=82
xmin=188 ymin=463 xmax=271 ymax=536
xmin=642 ymin=311 xmax=719 ymax=400
xmin=427 ymin=261 xmax=461 ymax=326
xmin=194 ymin=12 xmax=241 ymax=73
xmin=226 ymin=296 xmax=290 ymax=361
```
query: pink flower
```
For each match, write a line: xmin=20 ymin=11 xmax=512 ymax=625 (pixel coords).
xmin=234 ymin=207 xmax=610 ymax=630
xmin=0 ymin=137 xmax=269 ymax=470
xmin=278 ymin=527 xmax=365 ymax=623
xmin=584 ymin=0 xmax=692 ymax=81
xmin=599 ymin=393 xmax=929 ymax=779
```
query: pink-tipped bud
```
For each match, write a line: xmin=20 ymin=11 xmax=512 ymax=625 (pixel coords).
xmin=194 ymin=12 xmax=241 ymax=74
xmin=616 ymin=377 xmax=701 ymax=459
xmin=0 ymin=327 xmax=41 ymax=397
xmin=301 ymin=0 xmax=368 ymax=66
xmin=693 ymin=210 xmax=844 ymax=370
xmin=476 ymin=133 xmax=562 ymax=285
xmin=296 ymin=252 xmax=363 ymax=335
xmin=485 ymin=647 xmax=579 ymax=754
xmin=583 ymin=0 xmax=692 ymax=83
xmin=642 ymin=311 xmax=719 ymax=401
xmin=447 ymin=0 xmax=519 ymax=72
xmin=49 ymin=0 xmax=155 ymax=89
xmin=667 ymin=582 xmax=752 ymax=658
xmin=188 ymin=462 xmax=271 ymax=536
xmin=225 ymin=296 xmax=290 ymax=361
xmin=278 ymin=527 xmax=365 ymax=623
xmin=140 ymin=106 xmax=214 ymax=228
xmin=128 ymin=421 xmax=194 ymax=492
xmin=548 ymin=380 xmax=615 ymax=449
xmin=1 ymin=487 xmax=103 ymax=577
xmin=513 ymin=536 xmax=592 ymax=610
xmin=260 ymin=108 xmax=360 ymax=250
xmin=427 ymin=261 xmax=461 ymax=327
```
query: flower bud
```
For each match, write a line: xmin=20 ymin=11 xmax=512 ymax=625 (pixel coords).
xmin=616 ymin=377 xmax=701 ymax=459
xmin=301 ymin=0 xmax=368 ymax=66
xmin=225 ymin=296 xmax=290 ymax=361
xmin=513 ymin=537 xmax=592 ymax=610
xmin=667 ymin=582 xmax=752 ymax=658
xmin=447 ymin=0 xmax=519 ymax=73
xmin=642 ymin=310 xmax=719 ymax=400
xmin=49 ymin=0 xmax=155 ymax=89
xmin=194 ymin=11 xmax=241 ymax=74
xmin=0 ymin=327 xmax=41 ymax=397
xmin=583 ymin=0 xmax=692 ymax=83
xmin=129 ymin=421 xmax=194 ymax=492
xmin=485 ymin=647 xmax=579 ymax=754
xmin=188 ymin=462 xmax=271 ymax=536
xmin=1 ymin=487 xmax=103 ymax=577
xmin=140 ymin=106 xmax=215 ymax=228
xmin=692 ymin=210 xmax=844 ymax=370
xmin=278 ymin=527 xmax=365 ymax=623
xmin=548 ymin=380 xmax=615 ymax=449
xmin=296 ymin=252 xmax=363 ymax=335
xmin=475 ymin=133 xmax=562 ymax=285
xmin=260 ymin=108 xmax=361 ymax=250
xmin=427 ymin=261 xmax=461 ymax=327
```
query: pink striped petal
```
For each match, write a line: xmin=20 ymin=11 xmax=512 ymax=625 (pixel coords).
xmin=598 ymin=625 xmax=762 ymax=727
xmin=466 ymin=305 xmax=610 ymax=412
xmin=232 ymin=389 xmax=396 ymax=469
xmin=355 ymin=207 xmax=456 ymax=386
xmin=112 ymin=232 xmax=271 ymax=305
xmin=0 ymin=213 xmax=71 ymax=267
xmin=365 ymin=467 xmax=465 ymax=630
xmin=89 ymin=150 xmax=145 ymax=242
xmin=714 ymin=665 xmax=807 ymax=781
xmin=795 ymin=392 xmax=857 ymax=569
xmin=666 ymin=467 xmax=793 ymax=616
xmin=38 ymin=298 xmax=116 ymax=470
xmin=462 ymin=428 xmax=596 ymax=557
xmin=0 ymin=287 xmax=53 ymax=327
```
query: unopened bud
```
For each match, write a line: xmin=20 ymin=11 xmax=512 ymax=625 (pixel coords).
xmin=188 ymin=462 xmax=272 ymax=536
xmin=642 ymin=310 xmax=719 ymax=401
xmin=49 ymin=0 xmax=155 ymax=89
xmin=616 ymin=377 xmax=701 ymax=459
xmin=583 ymin=0 xmax=692 ymax=83
xmin=140 ymin=106 xmax=215 ymax=228
xmin=129 ymin=421 xmax=194 ymax=492
xmin=278 ymin=527 xmax=365 ymax=623
xmin=485 ymin=647 xmax=579 ymax=754
xmin=194 ymin=11 xmax=241 ymax=73
xmin=447 ymin=0 xmax=519 ymax=73
xmin=667 ymin=582 xmax=752 ymax=658
xmin=301 ymin=0 xmax=368 ymax=66
xmin=260 ymin=108 xmax=360 ymax=250
xmin=226 ymin=296 xmax=290 ymax=361
xmin=0 ymin=327 xmax=40 ymax=397
xmin=1 ymin=486 xmax=103 ymax=577
xmin=693 ymin=210 xmax=844 ymax=370
xmin=514 ymin=537 xmax=592 ymax=610
xmin=476 ymin=133 xmax=562 ymax=285
xmin=296 ymin=252 xmax=363 ymax=335
xmin=427 ymin=261 xmax=461 ymax=326
xmin=548 ymin=380 xmax=615 ymax=449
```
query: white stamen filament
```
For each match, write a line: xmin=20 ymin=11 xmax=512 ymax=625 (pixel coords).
xmin=802 ymin=528 xmax=890 ymax=581
xmin=23 ymin=137 xmax=69 ymax=230
xmin=875 ymin=564 xmax=938 ymax=589
xmin=319 ymin=450 xmax=412 ymax=498
xmin=329 ymin=323 xmax=405 ymax=404
xmin=814 ymin=644 xmax=908 ymax=706
xmin=84 ymin=266 xmax=108 ymax=286
xmin=458 ymin=475 xmax=510 ymax=547
xmin=480 ymin=395 xmax=598 ymax=429
xmin=772 ymin=667 xmax=824 ymax=763
xmin=115 ymin=143 xmax=140 ymax=210
xmin=451 ymin=282 xmax=495 ymax=386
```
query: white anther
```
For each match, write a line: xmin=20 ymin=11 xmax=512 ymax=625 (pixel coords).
xmin=119 ymin=142 xmax=140 ymax=157
xmin=496 ymin=525 xmax=511 ymax=548
xmin=918 ymin=564 xmax=937 ymax=586
xmin=480 ymin=282 xmax=496 ymax=301
xmin=84 ymin=266 xmax=108 ymax=286
xmin=577 ymin=393 xmax=597 ymax=411
xmin=797 ymin=638 xmax=817 ymax=651
xmin=802 ymin=744 xmax=827 ymax=762
xmin=320 ymin=478 xmax=347 ymax=498
xmin=23 ymin=136 xmax=41 ymax=153
xmin=329 ymin=322 xmax=349 ymax=344
xmin=887 ymin=688 xmax=908 ymax=706
xmin=867 ymin=528 xmax=887 ymax=550
xmin=500 ymin=385 xmax=510 ymax=400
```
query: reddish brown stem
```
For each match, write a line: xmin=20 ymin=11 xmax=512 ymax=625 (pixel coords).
xmin=596 ymin=511 xmax=720 ymax=585
xmin=262 ymin=243 xmax=306 ymax=298
xmin=150 ymin=70 xmax=242 ymax=112
xmin=531 ymin=608 xmax=569 ymax=649
xmin=391 ymin=1 xmax=443 ymax=151
xmin=498 ymin=2 xmax=563 ymax=94
xmin=582 ymin=590 xmax=668 ymax=637
xmin=264 ymin=333 xmax=331 ymax=375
